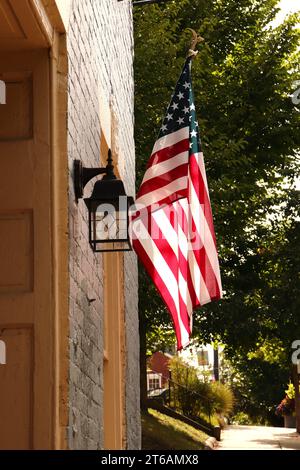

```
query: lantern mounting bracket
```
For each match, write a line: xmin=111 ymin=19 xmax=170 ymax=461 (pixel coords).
xmin=74 ymin=149 xmax=116 ymax=200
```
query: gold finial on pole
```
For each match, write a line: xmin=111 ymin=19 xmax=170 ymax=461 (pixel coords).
xmin=186 ymin=28 xmax=204 ymax=58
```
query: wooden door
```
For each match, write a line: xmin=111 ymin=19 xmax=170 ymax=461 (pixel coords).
xmin=0 ymin=49 xmax=53 ymax=449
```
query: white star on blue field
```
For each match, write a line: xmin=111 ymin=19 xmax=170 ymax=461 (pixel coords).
xmin=158 ymin=57 xmax=202 ymax=155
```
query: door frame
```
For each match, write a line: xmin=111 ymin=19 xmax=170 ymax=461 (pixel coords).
xmin=30 ymin=0 xmax=69 ymax=449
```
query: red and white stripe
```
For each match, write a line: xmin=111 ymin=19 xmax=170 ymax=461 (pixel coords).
xmin=131 ymin=126 xmax=222 ymax=350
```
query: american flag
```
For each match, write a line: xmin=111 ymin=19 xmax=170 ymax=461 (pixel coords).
xmin=130 ymin=57 xmax=222 ymax=350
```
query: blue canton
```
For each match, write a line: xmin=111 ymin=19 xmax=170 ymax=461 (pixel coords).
xmin=158 ymin=57 xmax=202 ymax=154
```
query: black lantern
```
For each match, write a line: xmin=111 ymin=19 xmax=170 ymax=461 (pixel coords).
xmin=74 ymin=150 xmax=134 ymax=252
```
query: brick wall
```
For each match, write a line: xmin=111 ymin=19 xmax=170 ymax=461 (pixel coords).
xmin=67 ymin=0 xmax=140 ymax=449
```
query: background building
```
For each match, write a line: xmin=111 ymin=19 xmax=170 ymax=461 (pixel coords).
xmin=179 ymin=342 xmax=221 ymax=382
xmin=147 ymin=351 xmax=172 ymax=392
xmin=0 ymin=0 xmax=140 ymax=450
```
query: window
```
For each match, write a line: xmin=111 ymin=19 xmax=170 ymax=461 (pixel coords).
xmin=149 ymin=378 xmax=160 ymax=390
xmin=197 ymin=349 xmax=209 ymax=366
xmin=147 ymin=373 xmax=162 ymax=391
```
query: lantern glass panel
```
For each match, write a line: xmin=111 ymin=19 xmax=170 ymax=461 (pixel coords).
xmin=89 ymin=197 xmax=131 ymax=252
xmin=95 ymin=203 xmax=118 ymax=241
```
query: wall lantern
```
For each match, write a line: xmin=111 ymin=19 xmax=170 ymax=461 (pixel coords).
xmin=74 ymin=150 xmax=134 ymax=252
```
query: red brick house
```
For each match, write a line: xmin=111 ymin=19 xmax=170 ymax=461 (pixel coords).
xmin=147 ymin=351 xmax=172 ymax=390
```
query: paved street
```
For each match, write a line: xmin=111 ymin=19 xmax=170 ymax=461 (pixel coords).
xmin=218 ymin=425 xmax=300 ymax=450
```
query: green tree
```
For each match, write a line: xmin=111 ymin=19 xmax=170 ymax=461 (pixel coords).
xmin=134 ymin=0 xmax=300 ymax=416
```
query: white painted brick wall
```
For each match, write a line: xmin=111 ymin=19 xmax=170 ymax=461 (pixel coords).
xmin=67 ymin=0 xmax=140 ymax=449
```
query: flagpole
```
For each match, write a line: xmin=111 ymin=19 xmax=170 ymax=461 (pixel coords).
xmin=186 ymin=28 xmax=204 ymax=58
xmin=132 ymin=0 xmax=172 ymax=5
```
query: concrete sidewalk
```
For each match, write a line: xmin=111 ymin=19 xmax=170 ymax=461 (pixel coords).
xmin=218 ymin=425 xmax=300 ymax=450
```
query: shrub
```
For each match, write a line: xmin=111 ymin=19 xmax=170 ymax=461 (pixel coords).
xmin=194 ymin=381 xmax=215 ymax=418
xmin=210 ymin=381 xmax=234 ymax=416
xmin=169 ymin=356 xmax=200 ymax=416
xmin=169 ymin=356 xmax=234 ymax=420
xmin=231 ymin=411 xmax=252 ymax=425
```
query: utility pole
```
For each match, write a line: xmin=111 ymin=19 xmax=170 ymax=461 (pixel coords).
xmin=292 ymin=364 xmax=300 ymax=434
xmin=213 ymin=346 xmax=219 ymax=381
